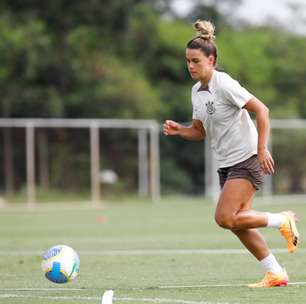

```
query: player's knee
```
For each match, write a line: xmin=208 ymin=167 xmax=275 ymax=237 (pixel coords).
xmin=214 ymin=213 xmax=234 ymax=229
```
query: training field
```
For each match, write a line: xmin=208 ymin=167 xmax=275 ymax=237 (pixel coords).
xmin=0 ymin=197 xmax=305 ymax=304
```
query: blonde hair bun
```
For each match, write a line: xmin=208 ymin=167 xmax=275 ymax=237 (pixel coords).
xmin=193 ymin=20 xmax=215 ymax=42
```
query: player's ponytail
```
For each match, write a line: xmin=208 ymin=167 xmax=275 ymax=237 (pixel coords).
xmin=187 ymin=20 xmax=217 ymax=66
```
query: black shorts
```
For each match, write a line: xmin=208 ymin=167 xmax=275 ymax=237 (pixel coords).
xmin=217 ymin=155 xmax=265 ymax=190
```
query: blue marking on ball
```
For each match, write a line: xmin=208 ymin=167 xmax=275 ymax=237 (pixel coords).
xmin=45 ymin=262 xmax=68 ymax=283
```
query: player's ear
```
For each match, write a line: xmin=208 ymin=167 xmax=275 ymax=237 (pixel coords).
xmin=208 ymin=55 xmax=215 ymax=65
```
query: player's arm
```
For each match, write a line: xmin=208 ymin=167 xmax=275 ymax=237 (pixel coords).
xmin=163 ymin=119 xmax=206 ymax=141
xmin=244 ymin=97 xmax=274 ymax=175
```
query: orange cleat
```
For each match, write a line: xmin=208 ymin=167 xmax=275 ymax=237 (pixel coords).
xmin=248 ymin=270 xmax=288 ymax=288
xmin=279 ymin=211 xmax=299 ymax=253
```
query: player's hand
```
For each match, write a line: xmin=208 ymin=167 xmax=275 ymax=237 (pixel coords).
xmin=257 ymin=148 xmax=274 ymax=175
xmin=163 ymin=120 xmax=182 ymax=136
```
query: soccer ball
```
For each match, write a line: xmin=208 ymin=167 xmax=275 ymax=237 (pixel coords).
xmin=41 ymin=245 xmax=80 ymax=284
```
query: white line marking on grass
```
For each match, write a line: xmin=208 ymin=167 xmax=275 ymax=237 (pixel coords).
xmin=0 ymin=294 xmax=100 ymax=300
xmin=2 ymin=235 xmax=209 ymax=243
xmin=0 ymin=295 xmax=29 ymax=299
xmin=2 ymin=281 xmax=306 ymax=294
xmin=0 ymin=288 xmax=86 ymax=291
xmin=0 ymin=248 xmax=305 ymax=256
xmin=65 ymin=249 xmax=249 ymax=255
xmin=158 ymin=284 xmax=246 ymax=289
xmin=159 ymin=281 xmax=306 ymax=289
xmin=116 ymin=297 xmax=229 ymax=304
xmin=288 ymin=281 xmax=306 ymax=286
xmin=0 ymin=294 xmax=230 ymax=304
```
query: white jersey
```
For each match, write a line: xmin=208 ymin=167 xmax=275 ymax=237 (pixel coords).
xmin=192 ymin=70 xmax=257 ymax=168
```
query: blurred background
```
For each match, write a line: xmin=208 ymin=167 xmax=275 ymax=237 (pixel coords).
xmin=0 ymin=0 xmax=306 ymax=204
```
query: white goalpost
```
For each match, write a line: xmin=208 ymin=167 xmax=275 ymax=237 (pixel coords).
xmin=0 ymin=118 xmax=160 ymax=206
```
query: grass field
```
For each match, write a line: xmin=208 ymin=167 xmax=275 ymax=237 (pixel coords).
xmin=0 ymin=196 xmax=305 ymax=304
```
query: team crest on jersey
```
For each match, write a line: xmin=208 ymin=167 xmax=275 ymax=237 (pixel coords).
xmin=206 ymin=101 xmax=216 ymax=115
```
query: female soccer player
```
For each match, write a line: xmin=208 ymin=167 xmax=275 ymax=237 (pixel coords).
xmin=163 ymin=20 xmax=299 ymax=288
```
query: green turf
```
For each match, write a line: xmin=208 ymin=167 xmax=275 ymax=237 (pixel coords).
xmin=0 ymin=197 xmax=305 ymax=304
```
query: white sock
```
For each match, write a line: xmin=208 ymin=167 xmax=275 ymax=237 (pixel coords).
xmin=260 ymin=253 xmax=283 ymax=274
xmin=266 ymin=212 xmax=286 ymax=228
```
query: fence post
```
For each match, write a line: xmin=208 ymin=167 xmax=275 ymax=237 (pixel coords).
xmin=138 ymin=129 xmax=149 ymax=197
xmin=26 ymin=124 xmax=36 ymax=207
xmin=90 ymin=123 xmax=100 ymax=205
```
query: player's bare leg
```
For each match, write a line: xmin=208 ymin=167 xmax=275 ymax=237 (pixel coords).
xmin=215 ymin=179 xmax=267 ymax=230
xmin=215 ymin=179 xmax=299 ymax=251
xmin=232 ymin=228 xmax=269 ymax=260
xmin=214 ymin=178 xmax=289 ymax=287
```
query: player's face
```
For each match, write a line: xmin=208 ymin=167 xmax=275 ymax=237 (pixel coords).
xmin=186 ymin=48 xmax=214 ymax=82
